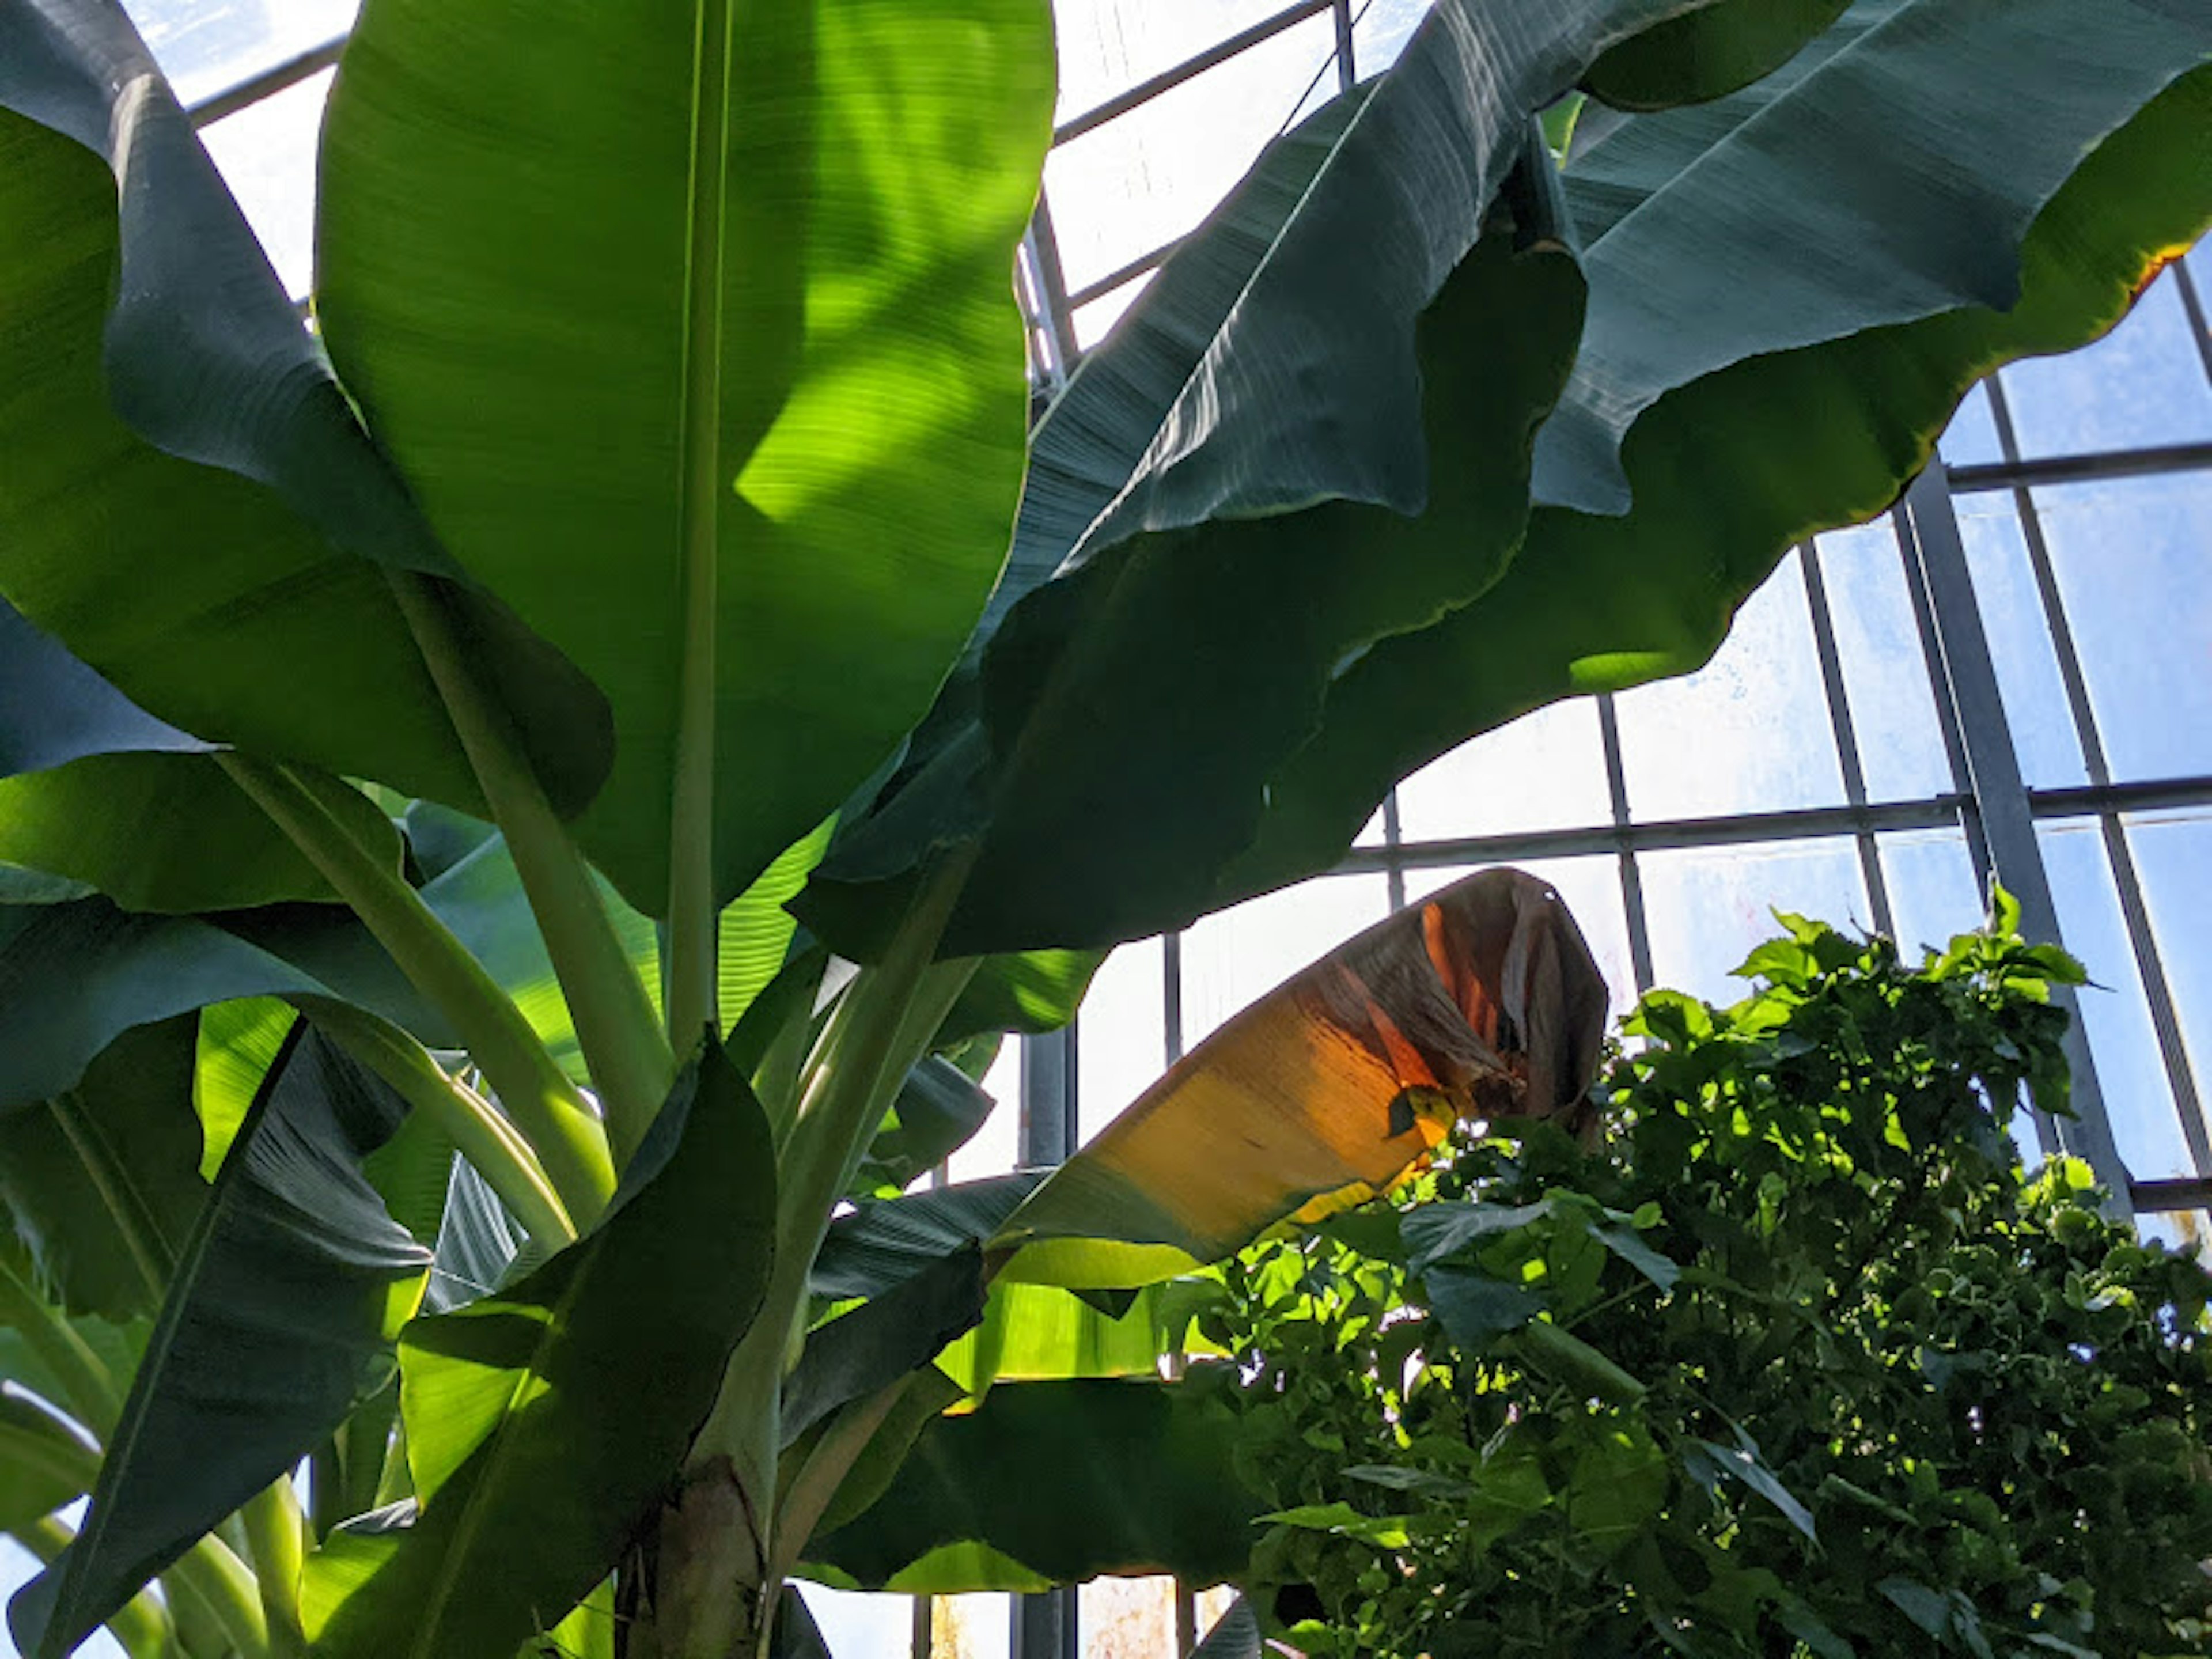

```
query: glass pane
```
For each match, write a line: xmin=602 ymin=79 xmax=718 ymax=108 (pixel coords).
xmin=1406 ymin=857 xmax=1641 ymax=1018
xmin=2032 ymin=473 xmax=2212 ymax=784
xmin=1614 ymin=558 xmax=1847 ymax=820
xmin=1395 ymin=699 xmax=1613 ymax=843
xmin=1044 ymin=13 xmax=1337 ymax=299
xmin=1354 ymin=800 xmax=1390 ymax=849
xmin=1937 ymin=380 xmax=2005 ymax=468
xmin=123 ymin=0 xmax=357 ymax=109
xmin=2038 ymin=819 xmax=2193 ymax=1180
xmin=1877 ymin=828 xmax=1985 ymax=963
xmin=1352 ymin=0 xmax=1433 ymax=81
xmin=1080 ymin=1576 xmax=1178 ymax=1659
xmin=796 ymin=1586 xmax=913 ymax=1659
xmin=1639 ymin=838 xmax=1870 ymax=1005
xmin=1077 ymin=939 xmax=1169 ymax=1142
xmin=1998 ymin=268 xmax=2212 ymax=459
xmin=1179 ymin=873 xmax=1392 ymax=1047
xmin=931 ymin=1594 xmax=1012 ymax=1659
xmin=1813 ymin=522 xmax=1952 ymax=804
xmin=1054 ymin=0 xmax=1305 ymax=124
xmin=2120 ymin=810 xmax=2212 ymax=1166
xmin=199 ymin=66 xmax=333 ymax=301
xmin=947 ymin=1039 xmax=1024 ymax=1183
xmin=1071 ymin=268 xmax=1157 ymax=350
xmin=1954 ymin=494 xmax=2089 ymax=788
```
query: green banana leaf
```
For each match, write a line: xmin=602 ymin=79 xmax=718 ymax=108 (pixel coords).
xmin=852 ymin=1058 xmax=1001 ymax=1196
xmin=0 ymin=898 xmax=448 ymax=1112
xmin=302 ymin=1040 xmax=777 ymax=1659
xmin=1240 ymin=16 xmax=2212 ymax=887
xmin=0 ymin=1394 xmax=95 ymax=1540
xmin=192 ymin=998 xmax=298 ymax=1180
xmin=1533 ymin=0 xmax=2212 ymax=516
xmin=0 ymin=2 xmax=608 ymax=819
xmin=316 ymin=0 xmax=1056 ymax=915
xmin=0 ymin=1020 xmax=206 ymax=1322
xmin=1581 ymin=0 xmax=1849 ymax=109
xmin=0 ymin=756 xmax=404 ymax=914
xmin=811 ymin=1176 xmax=1045 ymax=1304
xmin=809 ymin=1376 xmax=1262 ymax=1591
xmin=804 ymin=0 xmax=1657 ymax=957
xmin=0 ymin=599 xmax=205 ymax=783
xmin=784 ymin=1244 xmax=986 ymax=1449
xmin=9 ymin=1027 xmax=431 ymax=1659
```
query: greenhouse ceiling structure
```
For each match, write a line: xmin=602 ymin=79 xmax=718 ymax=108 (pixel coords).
xmin=3 ymin=2 xmax=2210 ymax=1657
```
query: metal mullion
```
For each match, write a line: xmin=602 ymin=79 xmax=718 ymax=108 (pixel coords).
xmin=1381 ymin=790 xmax=1407 ymax=913
xmin=2029 ymin=776 xmax=2212 ymax=816
xmin=1798 ymin=543 xmax=1895 ymax=938
xmin=186 ymin=35 xmax=349 ymax=128
xmin=1067 ymin=237 xmax=1186 ymax=311
xmin=1340 ymin=798 xmax=1962 ymax=874
xmin=1023 ymin=195 xmax=1084 ymax=388
xmin=2134 ymin=1175 xmax=2212 ymax=1213
xmin=1892 ymin=500 xmax=1992 ymax=879
xmin=1946 ymin=442 xmax=2212 ymax=494
xmin=1594 ymin=694 xmax=1655 ymax=993
xmin=1898 ymin=466 xmax=2127 ymax=1203
xmin=2169 ymin=255 xmax=2212 ymax=385
xmin=1054 ymin=0 xmax=1336 ymax=144
xmin=1163 ymin=932 xmax=1186 ymax=1067
xmin=1332 ymin=0 xmax=1358 ymax=91
xmin=912 ymin=1592 xmax=932 ymax=1659
xmin=2100 ymin=811 xmax=2212 ymax=1177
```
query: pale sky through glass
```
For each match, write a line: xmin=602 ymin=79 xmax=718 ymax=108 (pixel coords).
xmin=11 ymin=2 xmax=2212 ymax=1655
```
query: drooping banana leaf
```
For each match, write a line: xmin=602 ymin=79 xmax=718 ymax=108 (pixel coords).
xmin=0 ymin=1018 xmax=206 ymax=1322
xmin=0 ymin=756 xmax=404 ymax=914
xmin=994 ymin=870 xmax=1607 ymax=1289
xmin=1580 ymin=0 xmax=1849 ymax=109
xmin=808 ymin=1376 xmax=1262 ymax=1592
xmin=315 ymin=0 xmax=1056 ymax=915
xmin=9 ymin=1026 xmax=431 ymax=1659
xmin=804 ymin=0 xmax=2212 ymax=960
xmin=783 ymin=1244 xmax=986 ymax=1449
xmin=1235 ymin=14 xmax=2212 ymax=887
xmin=803 ymin=0 xmax=1668 ymax=957
xmin=0 ymin=898 xmax=449 ymax=1112
xmin=0 ymin=0 xmax=609 ymax=817
xmin=302 ymin=1040 xmax=777 ymax=1659
xmin=811 ymin=1176 xmax=1046 ymax=1304
xmin=851 ymin=1058 xmax=1002 ymax=1196
xmin=0 ymin=598 xmax=205 ymax=785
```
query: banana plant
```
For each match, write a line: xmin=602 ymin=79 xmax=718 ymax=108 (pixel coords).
xmin=0 ymin=0 xmax=2205 ymax=1655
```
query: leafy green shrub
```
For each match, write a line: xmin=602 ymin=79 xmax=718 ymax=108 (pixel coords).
xmin=1210 ymin=902 xmax=2212 ymax=1657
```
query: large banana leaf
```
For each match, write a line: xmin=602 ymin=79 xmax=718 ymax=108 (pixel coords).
xmin=995 ymin=870 xmax=1607 ymax=1289
xmin=302 ymin=1040 xmax=777 ymax=1659
xmin=804 ymin=0 xmax=1671 ymax=957
xmin=1580 ymin=0 xmax=1848 ymax=108
xmin=0 ymin=1020 xmax=205 ymax=1323
xmin=1239 ymin=21 xmax=2212 ymax=885
xmin=0 ymin=756 xmax=404 ymax=915
xmin=1533 ymin=0 xmax=2212 ymax=515
xmin=0 ymin=1 xmax=609 ymax=818
xmin=805 ymin=0 xmax=2212 ymax=960
xmin=0 ymin=899 xmax=448 ymax=1112
xmin=809 ymin=1376 xmax=1260 ymax=1592
xmin=316 ymin=0 xmax=1056 ymax=915
xmin=9 ymin=1027 xmax=431 ymax=1659
xmin=0 ymin=599 xmax=203 ymax=784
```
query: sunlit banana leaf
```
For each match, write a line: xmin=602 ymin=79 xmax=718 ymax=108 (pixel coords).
xmin=0 ymin=757 xmax=403 ymax=915
xmin=192 ymin=998 xmax=297 ymax=1180
xmin=804 ymin=0 xmax=1680 ymax=957
xmin=0 ymin=2 xmax=608 ymax=817
xmin=302 ymin=1040 xmax=777 ymax=1659
xmin=993 ymin=870 xmax=1606 ymax=1289
xmin=0 ymin=1020 xmax=205 ymax=1322
xmin=317 ymin=0 xmax=1055 ymax=914
xmin=809 ymin=1377 xmax=1261 ymax=1592
xmin=10 ymin=1027 xmax=430 ymax=1659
